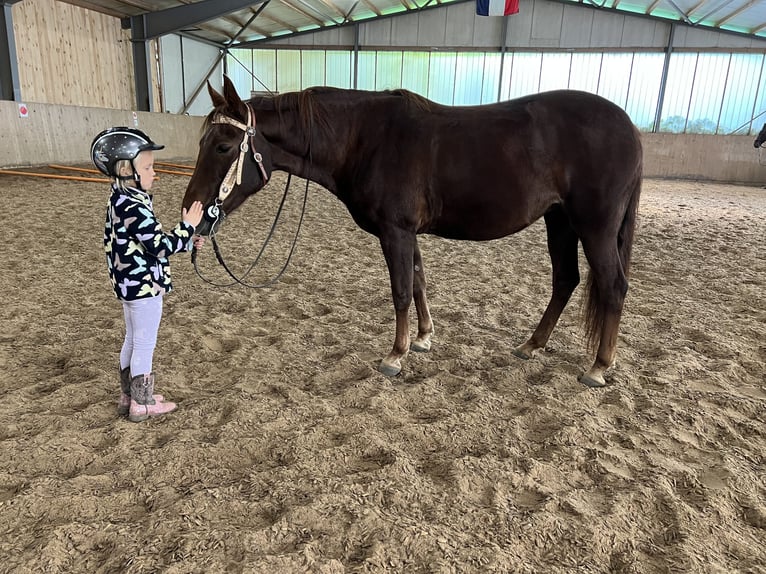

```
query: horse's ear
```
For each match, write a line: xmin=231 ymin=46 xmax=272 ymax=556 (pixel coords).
xmin=208 ymin=81 xmax=225 ymax=108
xmin=223 ymin=75 xmax=243 ymax=105
xmin=222 ymin=75 xmax=248 ymax=119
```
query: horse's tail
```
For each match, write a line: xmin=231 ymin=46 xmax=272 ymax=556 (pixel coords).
xmin=583 ymin=160 xmax=642 ymax=352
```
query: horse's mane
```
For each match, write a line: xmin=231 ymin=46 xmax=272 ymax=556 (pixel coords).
xmin=383 ymin=88 xmax=433 ymax=112
xmin=202 ymin=86 xmax=433 ymax=142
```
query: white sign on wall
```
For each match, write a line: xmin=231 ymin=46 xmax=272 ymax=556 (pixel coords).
xmin=18 ymin=103 xmax=29 ymax=118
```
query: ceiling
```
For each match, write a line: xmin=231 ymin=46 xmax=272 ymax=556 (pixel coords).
xmin=60 ymin=0 xmax=766 ymax=46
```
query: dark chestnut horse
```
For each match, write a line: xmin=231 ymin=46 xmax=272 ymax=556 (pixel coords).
xmin=754 ymin=123 xmax=766 ymax=147
xmin=183 ymin=76 xmax=642 ymax=387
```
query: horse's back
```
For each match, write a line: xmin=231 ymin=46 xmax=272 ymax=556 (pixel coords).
xmin=395 ymin=90 xmax=642 ymax=240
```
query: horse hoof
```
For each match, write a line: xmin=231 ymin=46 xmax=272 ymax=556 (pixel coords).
xmin=579 ymin=373 xmax=607 ymax=388
xmin=378 ymin=361 xmax=402 ymax=377
xmin=512 ymin=347 xmax=531 ymax=360
xmin=410 ymin=339 xmax=431 ymax=353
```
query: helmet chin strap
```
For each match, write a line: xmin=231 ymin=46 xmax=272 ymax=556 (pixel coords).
xmin=116 ymin=160 xmax=146 ymax=191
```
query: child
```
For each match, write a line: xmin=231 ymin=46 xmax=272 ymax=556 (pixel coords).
xmin=91 ymin=127 xmax=204 ymax=422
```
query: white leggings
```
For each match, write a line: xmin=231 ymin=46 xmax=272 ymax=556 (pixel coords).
xmin=120 ymin=296 xmax=163 ymax=376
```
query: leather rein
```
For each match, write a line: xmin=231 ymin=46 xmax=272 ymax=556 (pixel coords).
xmin=191 ymin=104 xmax=309 ymax=289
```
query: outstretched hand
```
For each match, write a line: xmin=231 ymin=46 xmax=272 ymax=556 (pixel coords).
xmin=183 ymin=201 xmax=204 ymax=228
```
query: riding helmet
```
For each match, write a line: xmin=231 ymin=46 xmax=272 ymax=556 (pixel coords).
xmin=90 ymin=127 xmax=164 ymax=177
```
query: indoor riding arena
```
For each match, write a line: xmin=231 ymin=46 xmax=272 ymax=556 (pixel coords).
xmin=1 ymin=1 xmax=764 ymax=573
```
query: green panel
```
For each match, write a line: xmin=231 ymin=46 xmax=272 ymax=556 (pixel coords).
xmin=454 ymin=53 xmax=484 ymax=105
xmin=252 ymin=50 xmax=277 ymax=93
xmin=401 ymin=51 xmax=429 ymax=97
xmin=302 ymin=51 xmax=326 ymax=89
xmin=227 ymin=49 xmax=253 ymax=96
xmin=376 ymin=51 xmax=403 ymax=91
xmin=326 ymin=51 xmax=352 ymax=88
xmin=427 ymin=52 xmax=457 ymax=105
xmin=357 ymin=51 xmax=376 ymax=90
xmin=277 ymin=50 xmax=301 ymax=94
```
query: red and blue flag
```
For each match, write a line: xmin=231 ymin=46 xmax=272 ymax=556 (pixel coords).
xmin=476 ymin=0 xmax=519 ymax=16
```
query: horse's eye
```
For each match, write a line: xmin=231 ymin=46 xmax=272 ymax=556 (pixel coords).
xmin=216 ymin=144 xmax=233 ymax=154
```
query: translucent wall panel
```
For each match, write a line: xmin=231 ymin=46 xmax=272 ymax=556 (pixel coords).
xmin=356 ymin=51 xmax=376 ymax=90
xmin=428 ymin=53 xmax=458 ymax=104
xmin=660 ymin=53 xmax=697 ymax=133
xmin=228 ymin=49 xmax=253 ymax=96
xmin=539 ymin=53 xmax=572 ymax=93
xmin=499 ymin=54 xmax=513 ymax=101
xmin=749 ymin=56 xmax=766 ymax=136
xmin=454 ymin=53 xmax=485 ymax=105
xmin=719 ymin=53 xmax=764 ymax=134
xmin=481 ymin=53 xmax=502 ymax=104
xmin=686 ymin=53 xmax=729 ymax=133
xmin=302 ymin=51 xmax=326 ymax=89
xmin=325 ymin=51 xmax=352 ymax=89
xmin=401 ymin=51 xmax=430 ymax=96
xmin=235 ymin=46 xmax=763 ymax=135
xmin=598 ymin=53 xmax=633 ymax=108
xmin=625 ymin=53 xmax=663 ymax=131
xmin=375 ymin=51 xmax=403 ymax=91
xmin=276 ymin=51 xmax=301 ymax=94
xmin=568 ymin=53 xmax=601 ymax=93
xmin=253 ymin=50 xmax=277 ymax=93
xmin=507 ymin=53 xmax=542 ymax=99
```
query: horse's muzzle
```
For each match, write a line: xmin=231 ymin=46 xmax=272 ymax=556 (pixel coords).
xmin=195 ymin=202 xmax=226 ymax=236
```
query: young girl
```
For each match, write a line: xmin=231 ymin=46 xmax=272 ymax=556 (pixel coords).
xmin=92 ymin=127 xmax=204 ymax=422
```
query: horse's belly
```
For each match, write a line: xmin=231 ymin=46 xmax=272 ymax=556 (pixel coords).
xmin=428 ymin=195 xmax=553 ymax=241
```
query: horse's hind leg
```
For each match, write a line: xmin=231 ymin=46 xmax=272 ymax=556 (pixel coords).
xmin=378 ymin=227 xmax=416 ymax=376
xmin=410 ymin=240 xmax=435 ymax=353
xmin=578 ymin=236 xmax=629 ymax=388
xmin=513 ymin=206 xmax=580 ymax=360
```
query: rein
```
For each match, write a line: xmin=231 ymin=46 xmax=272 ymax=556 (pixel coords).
xmin=191 ymin=174 xmax=309 ymax=288
xmin=191 ymin=105 xmax=309 ymax=289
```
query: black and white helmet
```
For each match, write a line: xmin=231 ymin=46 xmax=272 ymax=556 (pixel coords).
xmin=90 ymin=127 xmax=164 ymax=178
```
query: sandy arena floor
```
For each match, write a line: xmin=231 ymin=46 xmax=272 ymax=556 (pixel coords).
xmin=0 ymin=169 xmax=764 ymax=573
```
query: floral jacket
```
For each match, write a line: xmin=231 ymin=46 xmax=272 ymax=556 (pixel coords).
xmin=104 ymin=185 xmax=195 ymax=301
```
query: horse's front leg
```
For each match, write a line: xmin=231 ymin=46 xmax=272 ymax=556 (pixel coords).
xmin=378 ymin=227 xmax=416 ymax=376
xmin=410 ymin=239 xmax=434 ymax=353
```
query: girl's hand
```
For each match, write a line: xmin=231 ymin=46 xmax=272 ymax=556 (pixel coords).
xmin=193 ymin=235 xmax=206 ymax=249
xmin=183 ymin=201 xmax=204 ymax=228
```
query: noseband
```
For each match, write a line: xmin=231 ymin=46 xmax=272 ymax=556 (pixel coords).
xmin=211 ymin=103 xmax=270 ymax=208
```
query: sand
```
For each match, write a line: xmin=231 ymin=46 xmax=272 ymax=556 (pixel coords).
xmin=0 ymin=168 xmax=764 ymax=573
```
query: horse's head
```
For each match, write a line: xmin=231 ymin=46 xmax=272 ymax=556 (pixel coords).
xmin=754 ymin=123 xmax=766 ymax=149
xmin=183 ymin=76 xmax=274 ymax=236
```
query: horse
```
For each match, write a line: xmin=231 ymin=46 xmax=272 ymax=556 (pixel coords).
xmin=183 ymin=76 xmax=642 ymax=387
xmin=754 ymin=123 xmax=766 ymax=147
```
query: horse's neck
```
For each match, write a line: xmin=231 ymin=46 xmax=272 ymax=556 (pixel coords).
xmin=272 ymin=146 xmax=337 ymax=194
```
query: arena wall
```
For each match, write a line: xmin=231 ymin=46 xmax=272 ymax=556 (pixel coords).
xmin=0 ymin=101 xmax=203 ymax=168
xmin=0 ymin=100 xmax=763 ymax=185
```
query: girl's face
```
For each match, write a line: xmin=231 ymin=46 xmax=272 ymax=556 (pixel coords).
xmin=126 ymin=150 xmax=156 ymax=191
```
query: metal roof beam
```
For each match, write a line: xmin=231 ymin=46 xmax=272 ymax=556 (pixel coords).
xmin=128 ymin=0 xmax=268 ymax=40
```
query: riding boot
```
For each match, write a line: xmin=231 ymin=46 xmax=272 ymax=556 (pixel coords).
xmin=117 ymin=367 xmax=164 ymax=416
xmin=128 ymin=373 xmax=177 ymax=423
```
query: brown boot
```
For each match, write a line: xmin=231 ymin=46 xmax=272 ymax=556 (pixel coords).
xmin=128 ymin=373 xmax=177 ymax=423
xmin=117 ymin=367 xmax=164 ymax=416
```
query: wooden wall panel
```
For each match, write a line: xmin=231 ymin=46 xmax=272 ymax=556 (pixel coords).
xmin=11 ymin=0 xmax=140 ymax=110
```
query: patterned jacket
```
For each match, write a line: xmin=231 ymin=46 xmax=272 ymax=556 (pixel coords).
xmin=104 ymin=185 xmax=195 ymax=301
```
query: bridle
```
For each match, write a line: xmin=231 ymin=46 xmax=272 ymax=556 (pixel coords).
xmin=192 ymin=105 xmax=309 ymax=289
xmin=203 ymin=103 xmax=270 ymax=223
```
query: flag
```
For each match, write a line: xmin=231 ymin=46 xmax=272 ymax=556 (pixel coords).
xmin=476 ymin=0 xmax=519 ymax=16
